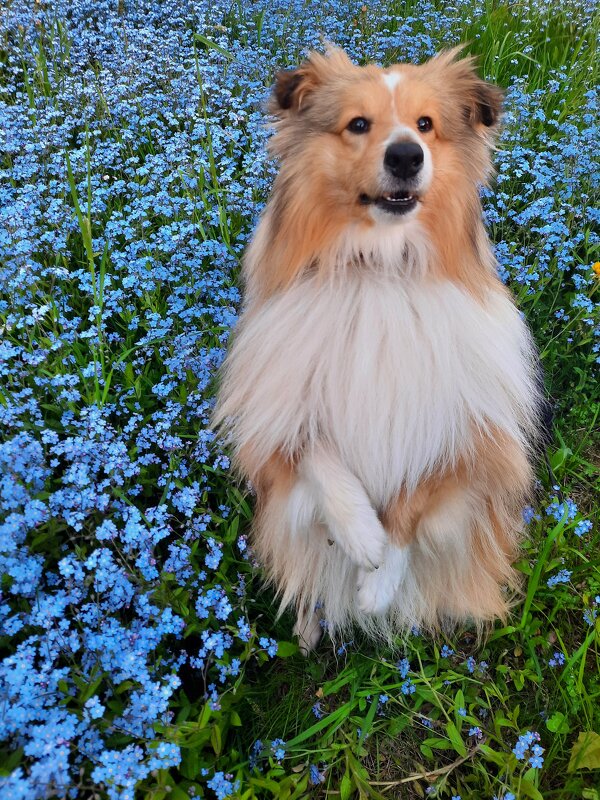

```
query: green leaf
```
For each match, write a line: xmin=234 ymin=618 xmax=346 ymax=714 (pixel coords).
xmin=194 ymin=33 xmax=234 ymax=60
xmin=420 ymin=743 xmax=433 ymax=759
xmin=519 ymin=776 xmax=543 ymax=799
xmin=454 ymin=689 xmax=465 ymax=716
xmin=323 ymin=671 xmax=355 ymax=696
xmin=388 ymin=715 xmax=409 ymax=736
xmin=170 ymin=785 xmax=194 ymax=800
xmin=358 ymin=695 xmax=379 ymax=744
xmin=422 ymin=736 xmax=453 ymax=751
xmin=520 ymin=514 xmax=569 ymax=628
xmin=276 ymin=641 xmax=299 ymax=657
xmin=340 ymin=773 xmax=353 ymax=800
xmin=512 ymin=670 xmax=525 ymax=690
xmin=285 ymin=701 xmax=352 ymax=748
xmin=549 ymin=445 xmax=572 ymax=472
xmin=179 ymin=730 xmax=211 ymax=749
xmin=211 ymin=722 xmax=222 ymax=756
xmin=180 ymin=746 xmax=199 ymax=779
xmin=478 ymin=744 xmax=507 ymax=767
xmin=446 ymin=721 xmax=467 ymax=757
xmin=568 ymin=731 xmax=600 ymax=771
xmin=546 ymin=711 xmax=570 ymax=734
xmin=197 ymin=702 xmax=212 ymax=729
xmin=80 ymin=675 xmax=104 ymax=704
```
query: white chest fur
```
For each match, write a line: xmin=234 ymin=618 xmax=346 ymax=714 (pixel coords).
xmin=219 ymin=274 xmax=537 ymax=507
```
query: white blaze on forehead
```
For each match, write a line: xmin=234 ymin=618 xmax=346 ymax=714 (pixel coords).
xmin=382 ymin=71 xmax=403 ymax=93
xmin=382 ymin=71 xmax=403 ymax=122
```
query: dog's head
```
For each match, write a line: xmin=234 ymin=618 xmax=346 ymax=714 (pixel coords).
xmin=269 ymin=46 xmax=503 ymax=228
xmin=245 ymin=47 xmax=504 ymax=298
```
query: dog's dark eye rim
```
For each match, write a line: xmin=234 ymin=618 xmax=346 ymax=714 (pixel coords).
xmin=346 ymin=117 xmax=371 ymax=134
xmin=417 ymin=116 xmax=433 ymax=132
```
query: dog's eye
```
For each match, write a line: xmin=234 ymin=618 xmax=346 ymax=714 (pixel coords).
xmin=417 ymin=116 xmax=433 ymax=133
xmin=347 ymin=117 xmax=371 ymax=134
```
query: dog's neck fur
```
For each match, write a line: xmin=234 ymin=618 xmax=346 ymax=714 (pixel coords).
xmin=320 ymin=220 xmax=432 ymax=282
xmin=244 ymin=201 xmax=496 ymax=307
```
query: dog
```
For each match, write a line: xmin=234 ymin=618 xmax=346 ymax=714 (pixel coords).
xmin=214 ymin=46 xmax=544 ymax=652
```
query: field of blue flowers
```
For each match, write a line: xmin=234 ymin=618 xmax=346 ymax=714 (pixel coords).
xmin=0 ymin=0 xmax=598 ymax=798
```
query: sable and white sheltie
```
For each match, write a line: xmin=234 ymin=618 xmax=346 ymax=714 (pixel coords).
xmin=214 ymin=46 xmax=544 ymax=652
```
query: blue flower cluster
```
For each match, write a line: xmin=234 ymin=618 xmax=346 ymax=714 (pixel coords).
xmin=547 ymin=569 xmax=572 ymax=588
xmin=512 ymin=731 xmax=544 ymax=769
xmin=548 ymin=650 xmax=566 ymax=668
xmin=0 ymin=0 xmax=597 ymax=797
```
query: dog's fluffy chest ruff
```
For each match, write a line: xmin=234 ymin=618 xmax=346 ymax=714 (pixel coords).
xmin=221 ymin=273 xmax=536 ymax=505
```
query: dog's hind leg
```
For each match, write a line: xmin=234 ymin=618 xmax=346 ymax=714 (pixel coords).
xmin=293 ymin=604 xmax=323 ymax=654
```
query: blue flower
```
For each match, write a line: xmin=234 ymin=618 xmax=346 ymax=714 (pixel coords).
xmin=271 ymin=739 xmax=286 ymax=762
xmin=397 ymin=657 xmax=410 ymax=678
xmin=574 ymin=519 xmax=592 ymax=537
xmin=206 ymin=771 xmax=240 ymax=800
xmin=547 ymin=569 xmax=572 ymax=588
xmin=84 ymin=697 xmax=105 ymax=720
xmin=548 ymin=651 xmax=566 ymax=667
xmin=309 ymin=763 xmax=326 ymax=785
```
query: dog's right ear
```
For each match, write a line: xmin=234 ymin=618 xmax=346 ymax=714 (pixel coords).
xmin=271 ymin=66 xmax=317 ymax=112
xmin=270 ymin=47 xmax=353 ymax=115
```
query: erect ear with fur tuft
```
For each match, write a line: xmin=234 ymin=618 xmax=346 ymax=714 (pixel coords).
xmin=270 ymin=46 xmax=354 ymax=115
xmin=469 ymin=79 xmax=504 ymax=129
xmin=272 ymin=69 xmax=311 ymax=111
xmin=432 ymin=49 xmax=504 ymax=130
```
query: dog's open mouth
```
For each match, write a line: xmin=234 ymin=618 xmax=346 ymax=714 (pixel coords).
xmin=360 ymin=191 xmax=419 ymax=215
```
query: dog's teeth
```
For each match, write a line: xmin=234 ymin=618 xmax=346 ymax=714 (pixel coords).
xmin=382 ymin=193 xmax=414 ymax=202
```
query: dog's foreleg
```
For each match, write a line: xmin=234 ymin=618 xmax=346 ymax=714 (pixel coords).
xmin=299 ymin=444 xmax=387 ymax=571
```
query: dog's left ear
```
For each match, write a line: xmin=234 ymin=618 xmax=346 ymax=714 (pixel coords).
xmin=434 ymin=48 xmax=504 ymax=131
xmin=270 ymin=46 xmax=354 ymax=115
xmin=466 ymin=77 xmax=504 ymax=129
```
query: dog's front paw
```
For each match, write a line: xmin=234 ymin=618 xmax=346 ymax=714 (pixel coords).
xmin=356 ymin=567 xmax=395 ymax=614
xmin=356 ymin=544 xmax=410 ymax=614
xmin=337 ymin=506 xmax=387 ymax=571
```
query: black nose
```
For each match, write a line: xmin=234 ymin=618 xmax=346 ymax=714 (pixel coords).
xmin=384 ymin=142 xmax=424 ymax=179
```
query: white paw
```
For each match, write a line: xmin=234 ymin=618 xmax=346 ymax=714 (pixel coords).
xmin=336 ymin=506 xmax=387 ymax=571
xmin=357 ymin=568 xmax=396 ymax=614
xmin=356 ymin=545 xmax=410 ymax=614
